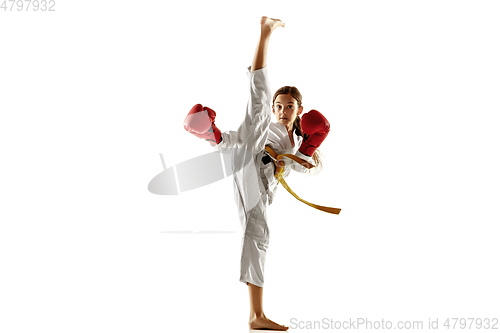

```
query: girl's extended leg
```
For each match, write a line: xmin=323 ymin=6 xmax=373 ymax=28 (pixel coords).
xmin=246 ymin=16 xmax=288 ymax=332
xmin=251 ymin=16 xmax=285 ymax=72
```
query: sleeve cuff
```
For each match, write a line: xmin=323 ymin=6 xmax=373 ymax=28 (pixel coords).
xmin=295 ymin=150 xmax=314 ymax=163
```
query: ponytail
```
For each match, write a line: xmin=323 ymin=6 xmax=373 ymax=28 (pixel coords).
xmin=293 ymin=116 xmax=303 ymax=137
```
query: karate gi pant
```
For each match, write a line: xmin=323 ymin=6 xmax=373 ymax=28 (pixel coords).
xmin=216 ymin=66 xmax=273 ymax=288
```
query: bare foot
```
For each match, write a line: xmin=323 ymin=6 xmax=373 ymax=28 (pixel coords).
xmin=260 ymin=16 xmax=285 ymax=34
xmin=249 ymin=314 xmax=289 ymax=331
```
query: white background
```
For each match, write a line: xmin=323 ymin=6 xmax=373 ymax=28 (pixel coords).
xmin=1 ymin=0 xmax=499 ymax=332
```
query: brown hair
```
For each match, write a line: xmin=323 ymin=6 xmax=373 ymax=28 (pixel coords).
xmin=272 ymin=86 xmax=323 ymax=173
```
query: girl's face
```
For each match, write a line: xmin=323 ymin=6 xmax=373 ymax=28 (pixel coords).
xmin=272 ymin=94 xmax=303 ymax=131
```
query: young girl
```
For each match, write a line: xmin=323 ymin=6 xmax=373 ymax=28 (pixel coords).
xmin=184 ymin=16 xmax=330 ymax=331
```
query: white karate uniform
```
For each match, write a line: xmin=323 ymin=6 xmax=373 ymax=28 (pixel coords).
xmin=215 ymin=66 xmax=313 ymax=287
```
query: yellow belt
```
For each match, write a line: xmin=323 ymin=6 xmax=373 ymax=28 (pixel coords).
xmin=265 ymin=146 xmax=341 ymax=215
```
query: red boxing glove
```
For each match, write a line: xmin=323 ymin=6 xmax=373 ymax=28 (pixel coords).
xmin=183 ymin=104 xmax=222 ymax=145
xmin=299 ymin=110 xmax=330 ymax=157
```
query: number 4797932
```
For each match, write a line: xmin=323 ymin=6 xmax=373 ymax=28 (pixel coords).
xmin=1 ymin=0 xmax=56 ymax=11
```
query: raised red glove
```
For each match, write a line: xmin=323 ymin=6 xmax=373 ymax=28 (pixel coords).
xmin=299 ymin=109 xmax=330 ymax=156
xmin=183 ymin=104 xmax=222 ymax=145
